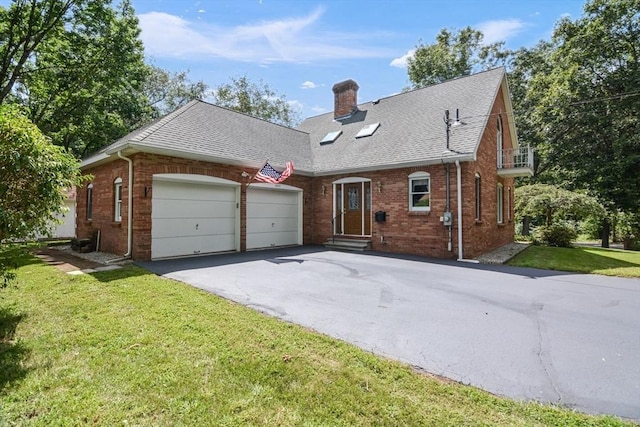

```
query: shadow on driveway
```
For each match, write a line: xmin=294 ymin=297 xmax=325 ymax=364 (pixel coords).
xmin=137 ymin=245 xmax=576 ymax=279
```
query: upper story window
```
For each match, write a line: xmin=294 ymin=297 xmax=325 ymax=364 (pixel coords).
xmin=409 ymin=172 xmax=430 ymax=211
xmin=86 ymin=183 xmax=94 ymax=221
xmin=497 ymin=115 xmax=503 ymax=168
xmin=474 ymin=173 xmax=481 ymax=221
xmin=114 ymin=177 xmax=123 ymax=222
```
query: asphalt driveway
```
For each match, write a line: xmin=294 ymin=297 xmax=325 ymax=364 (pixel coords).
xmin=139 ymin=247 xmax=640 ymax=420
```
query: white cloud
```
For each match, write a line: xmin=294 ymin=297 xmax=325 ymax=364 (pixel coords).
xmin=477 ymin=19 xmax=525 ymax=44
xmin=301 ymin=81 xmax=318 ymax=89
xmin=389 ymin=49 xmax=415 ymax=68
xmin=138 ymin=8 xmax=394 ymax=63
xmin=287 ymin=100 xmax=304 ymax=111
xmin=311 ymin=105 xmax=327 ymax=114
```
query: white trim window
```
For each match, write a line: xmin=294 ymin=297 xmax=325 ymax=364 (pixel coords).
xmin=409 ymin=172 xmax=430 ymax=211
xmin=497 ymin=183 xmax=504 ymax=224
xmin=507 ymin=186 xmax=512 ymax=222
xmin=114 ymin=177 xmax=123 ymax=222
xmin=497 ymin=115 xmax=503 ymax=168
xmin=474 ymin=173 xmax=481 ymax=221
xmin=86 ymin=183 xmax=94 ymax=221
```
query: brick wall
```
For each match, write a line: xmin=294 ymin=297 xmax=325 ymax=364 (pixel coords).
xmin=78 ymin=153 xmax=313 ymax=260
xmin=78 ymin=87 xmax=515 ymax=261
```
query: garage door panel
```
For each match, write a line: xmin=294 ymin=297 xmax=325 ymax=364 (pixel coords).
xmin=246 ymin=187 xmax=301 ymax=250
xmin=152 ymin=217 xmax=237 ymax=239
xmin=247 ymin=203 xmax=297 ymax=218
xmin=152 ymin=199 xmax=236 ymax=219
xmin=247 ymin=231 xmax=299 ymax=250
xmin=154 ymin=181 xmax=235 ymax=201
xmin=246 ymin=217 xmax=298 ymax=233
xmin=152 ymin=234 xmax=236 ymax=259
xmin=152 ymin=176 xmax=238 ymax=259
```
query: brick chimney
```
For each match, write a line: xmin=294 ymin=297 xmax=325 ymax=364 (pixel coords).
xmin=332 ymin=79 xmax=359 ymax=119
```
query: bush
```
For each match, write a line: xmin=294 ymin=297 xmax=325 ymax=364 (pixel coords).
xmin=534 ymin=223 xmax=577 ymax=247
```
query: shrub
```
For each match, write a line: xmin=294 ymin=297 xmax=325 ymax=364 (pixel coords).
xmin=534 ymin=223 xmax=577 ymax=247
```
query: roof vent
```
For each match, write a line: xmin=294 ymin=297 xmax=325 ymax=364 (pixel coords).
xmin=355 ymin=122 xmax=380 ymax=138
xmin=320 ymin=130 xmax=342 ymax=145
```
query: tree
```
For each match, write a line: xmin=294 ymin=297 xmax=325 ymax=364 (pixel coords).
xmin=143 ymin=65 xmax=209 ymax=119
xmin=515 ymin=184 xmax=604 ymax=227
xmin=212 ymin=75 xmax=300 ymax=127
xmin=528 ymin=0 xmax=640 ymax=246
xmin=0 ymin=105 xmax=84 ymax=285
xmin=0 ymin=0 xmax=150 ymax=157
xmin=407 ymin=27 xmax=509 ymax=88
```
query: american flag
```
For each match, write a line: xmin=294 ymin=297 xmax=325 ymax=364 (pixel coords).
xmin=254 ymin=161 xmax=294 ymax=184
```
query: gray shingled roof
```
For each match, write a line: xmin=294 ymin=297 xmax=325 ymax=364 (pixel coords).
xmin=299 ymin=67 xmax=506 ymax=174
xmin=82 ymin=68 xmax=508 ymax=175
xmin=82 ymin=100 xmax=313 ymax=172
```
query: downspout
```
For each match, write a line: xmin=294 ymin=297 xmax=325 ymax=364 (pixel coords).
xmin=117 ymin=151 xmax=133 ymax=258
xmin=455 ymin=160 xmax=479 ymax=263
xmin=455 ymin=160 xmax=463 ymax=261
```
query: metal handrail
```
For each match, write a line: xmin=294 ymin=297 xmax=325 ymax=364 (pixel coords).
xmin=498 ymin=146 xmax=534 ymax=169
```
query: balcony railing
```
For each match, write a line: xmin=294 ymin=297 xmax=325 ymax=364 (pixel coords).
xmin=498 ymin=146 xmax=534 ymax=177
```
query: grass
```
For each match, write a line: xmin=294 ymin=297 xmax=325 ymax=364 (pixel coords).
xmin=0 ymin=258 xmax=635 ymax=426
xmin=509 ymin=245 xmax=640 ymax=278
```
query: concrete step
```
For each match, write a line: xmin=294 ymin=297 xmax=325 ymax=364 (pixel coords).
xmin=324 ymin=238 xmax=371 ymax=251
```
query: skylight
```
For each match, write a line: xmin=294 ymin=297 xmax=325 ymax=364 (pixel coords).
xmin=320 ymin=130 xmax=342 ymax=145
xmin=355 ymin=122 xmax=380 ymax=138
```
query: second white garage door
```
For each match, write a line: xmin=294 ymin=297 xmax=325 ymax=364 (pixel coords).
xmin=246 ymin=184 xmax=302 ymax=250
xmin=152 ymin=174 xmax=240 ymax=259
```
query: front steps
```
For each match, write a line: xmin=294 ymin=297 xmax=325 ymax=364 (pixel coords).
xmin=324 ymin=238 xmax=371 ymax=251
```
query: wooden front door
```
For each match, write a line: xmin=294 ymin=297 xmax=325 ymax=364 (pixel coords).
xmin=344 ymin=183 xmax=362 ymax=235
xmin=335 ymin=181 xmax=371 ymax=236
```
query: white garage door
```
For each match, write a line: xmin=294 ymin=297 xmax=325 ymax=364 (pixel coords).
xmin=246 ymin=184 xmax=302 ymax=250
xmin=152 ymin=174 xmax=240 ymax=259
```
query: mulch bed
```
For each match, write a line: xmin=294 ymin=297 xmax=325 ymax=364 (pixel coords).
xmin=34 ymin=247 xmax=103 ymax=272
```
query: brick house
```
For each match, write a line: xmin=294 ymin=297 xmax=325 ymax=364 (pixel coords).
xmin=78 ymin=67 xmax=533 ymax=261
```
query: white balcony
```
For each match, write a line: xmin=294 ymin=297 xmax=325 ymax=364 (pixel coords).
xmin=498 ymin=146 xmax=534 ymax=177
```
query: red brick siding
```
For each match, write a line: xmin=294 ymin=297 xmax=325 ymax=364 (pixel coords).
xmin=78 ymin=88 xmax=515 ymax=261
xmin=78 ymin=154 xmax=313 ymax=260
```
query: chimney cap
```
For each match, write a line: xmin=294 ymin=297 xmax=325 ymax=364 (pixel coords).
xmin=332 ymin=79 xmax=359 ymax=93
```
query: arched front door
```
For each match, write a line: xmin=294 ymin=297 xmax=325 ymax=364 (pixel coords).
xmin=333 ymin=178 xmax=371 ymax=236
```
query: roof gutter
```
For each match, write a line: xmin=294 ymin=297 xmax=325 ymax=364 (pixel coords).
xmin=117 ymin=150 xmax=133 ymax=258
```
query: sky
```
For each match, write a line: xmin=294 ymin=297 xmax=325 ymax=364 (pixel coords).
xmin=81 ymin=1 xmax=594 ymax=120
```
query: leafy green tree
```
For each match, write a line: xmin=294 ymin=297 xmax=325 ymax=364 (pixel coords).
xmin=0 ymin=0 xmax=150 ymax=157
xmin=515 ymin=184 xmax=604 ymax=228
xmin=407 ymin=27 xmax=509 ymax=88
xmin=212 ymin=75 xmax=300 ymax=127
xmin=0 ymin=105 xmax=84 ymax=285
xmin=528 ymin=0 xmax=640 ymax=246
xmin=144 ymin=65 xmax=209 ymax=119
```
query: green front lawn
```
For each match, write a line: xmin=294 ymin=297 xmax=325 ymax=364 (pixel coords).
xmin=509 ymin=245 xmax=640 ymax=278
xmin=0 ymin=259 xmax=633 ymax=425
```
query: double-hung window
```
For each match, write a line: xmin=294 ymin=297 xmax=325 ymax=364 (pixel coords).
xmin=409 ymin=172 xmax=430 ymax=211
xmin=86 ymin=183 xmax=94 ymax=220
xmin=497 ymin=183 xmax=504 ymax=224
xmin=114 ymin=177 xmax=123 ymax=222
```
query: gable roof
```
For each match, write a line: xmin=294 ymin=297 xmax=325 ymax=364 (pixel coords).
xmin=81 ymin=100 xmax=313 ymax=173
xmin=298 ymin=67 xmax=509 ymax=175
xmin=82 ymin=68 xmax=514 ymax=176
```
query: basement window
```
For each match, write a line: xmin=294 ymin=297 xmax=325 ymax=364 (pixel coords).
xmin=320 ymin=130 xmax=342 ymax=145
xmin=355 ymin=122 xmax=380 ymax=138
